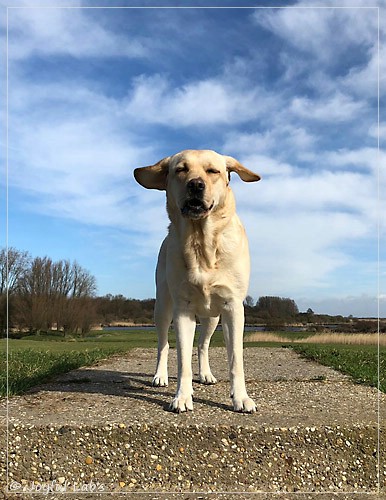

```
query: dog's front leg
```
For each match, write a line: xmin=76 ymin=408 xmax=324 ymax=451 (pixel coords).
xmin=153 ymin=268 xmax=172 ymax=387
xmin=198 ymin=316 xmax=219 ymax=384
xmin=222 ymin=302 xmax=256 ymax=413
xmin=153 ymin=295 xmax=172 ymax=387
xmin=170 ymin=310 xmax=196 ymax=413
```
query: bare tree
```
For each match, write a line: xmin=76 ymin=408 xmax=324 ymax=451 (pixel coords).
xmin=71 ymin=261 xmax=97 ymax=298
xmin=0 ymin=247 xmax=31 ymax=334
xmin=243 ymin=295 xmax=255 ymax=308
xmin=0 ymin=247 xmax=31 ymax=295
xmin=51 ymin=260 xmax=73 ymax=296
xmin=18 ymin=257 xmax=53 ymax=333
xmin=17 ymin=256 xmax=98 ymax=334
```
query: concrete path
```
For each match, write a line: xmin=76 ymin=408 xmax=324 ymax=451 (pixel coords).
xmin=1 ymin=346 xmax=385 ymax=498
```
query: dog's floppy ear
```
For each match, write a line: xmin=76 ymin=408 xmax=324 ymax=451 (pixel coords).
xmin=225 ymin=156 xmax=261 ymax=182
xmin=134 ymin=157 xmax=170 ymax=190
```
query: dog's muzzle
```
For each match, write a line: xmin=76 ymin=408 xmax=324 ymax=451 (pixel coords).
xmin=181 ymin=198 xmax=214 ymax=219
xmin=181 ymin=177 xmax=213 ymax=219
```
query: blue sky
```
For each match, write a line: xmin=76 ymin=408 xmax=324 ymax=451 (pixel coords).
xmin=1 ymin=0 xmax=385 ymax=317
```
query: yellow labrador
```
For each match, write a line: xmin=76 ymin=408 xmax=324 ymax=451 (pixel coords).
xmin=134 ymin=150 xmax=260 ymax=412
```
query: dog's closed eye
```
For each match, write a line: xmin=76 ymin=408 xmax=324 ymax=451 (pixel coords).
xmin=175 ymin=164 xmax=189 ymax=174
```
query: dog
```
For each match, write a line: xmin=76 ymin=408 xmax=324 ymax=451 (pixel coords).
xmin=134 ymin=149 xmax=260 ymax=413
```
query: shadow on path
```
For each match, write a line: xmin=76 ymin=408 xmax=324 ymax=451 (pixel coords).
xmin=29 ymin=368 xmax=232 ymax=413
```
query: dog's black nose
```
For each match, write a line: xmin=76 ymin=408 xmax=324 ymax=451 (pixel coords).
xmin=187 ymin=177 xmax=205 ymax=194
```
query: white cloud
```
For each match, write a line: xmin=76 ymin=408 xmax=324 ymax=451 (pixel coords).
xmin=340 ymin=44 xmax=385 ymax=98
xmin=10 ymin=81 xmax=117 ymax=116
xmin=324 ymin=147 xmax=384 ymax=174
xmin=297 ymin=295 xmax=381 ymax=317
xmin=7 ymin=75 xmax=161 ymax=230
xmin=237 ymin=154 xmax=296 ymax=179
xmin=255 ymin=8 xmax=333 ymax=61
xmin=7 ymin=7 xmax=148 ymax=60
xmin=221 ymin=134 xmax=378 ymax=301
xmin=240 ymin=170 xmax=375 ymax=217
xmin=224 ymin=126 xmax=316 ymax=160
xmin=253 ymin=2 xmax=382 ymax=114
xmin=223 ymin=130 xmax=381 ymax=224
xmin=124 ymin=74 xmax=269 ymax=127
xmin=368 ymin=122 xmax=386 ymax=140
xmin=244 ymin=208 xmax=368 ymax=300
xmin=290 ymin=92 xmax=364 ymax=122
xmin=253 ymin=3 xmax=378 ymax=63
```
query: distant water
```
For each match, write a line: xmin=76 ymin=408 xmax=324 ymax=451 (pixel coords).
xmin=102 ymin=325 xmax=306 ymax=333
xmin=102 ymin=326 xmax=156 ymax=331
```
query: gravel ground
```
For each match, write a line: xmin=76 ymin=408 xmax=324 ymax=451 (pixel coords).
xmin=1 ymin=492 xmax=385 ymax=500
xmin=1 ymin=346 xmax=385 ymax=498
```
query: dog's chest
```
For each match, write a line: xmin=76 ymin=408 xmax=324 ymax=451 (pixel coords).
xmin=183 ymin=265 xmax=235 ymax=316
xmin=166 ymin=217 xmax=248 ymax=316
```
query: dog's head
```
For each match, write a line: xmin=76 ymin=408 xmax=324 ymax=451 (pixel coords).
xmin=134 ymin=150 xmax=260 ymax=220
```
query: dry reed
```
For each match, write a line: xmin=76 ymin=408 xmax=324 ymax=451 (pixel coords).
xmin=245 ymin=332 xmax=292 ymax=343
xmin=245 ymin=332 xmax=384 ymax=346
xmin=296 ymin=333 xmax=384 ymax=346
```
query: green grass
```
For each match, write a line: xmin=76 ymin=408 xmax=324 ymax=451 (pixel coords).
xmin=291 ymin=343 xmax=385 ymax=392
xmin=1 ymin=329 xmax=385 ymax=396
xmin=2 ymin=348 xmax=119 ymax=396
xmin=245 ymin=331 xmax=386 ymax=391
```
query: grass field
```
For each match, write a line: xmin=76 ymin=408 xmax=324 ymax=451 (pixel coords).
xmin=1 ymin=328 xmax=384 ymax=396
xmin=291 ymin=343 xmax=385 ymax=392
xmin=246 ymin=331 xmax=385 ymax=392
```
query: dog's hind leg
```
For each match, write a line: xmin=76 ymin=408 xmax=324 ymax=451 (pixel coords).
xmin=198 ymin=316 xmax=219 ymax=384
xmin=153 ymin=240 xmax=172 ymax=387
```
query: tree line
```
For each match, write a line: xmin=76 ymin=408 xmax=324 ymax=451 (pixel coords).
xmin=2 ymin=247 xmax=374 ymax=337
xmin=94 ymin=294 xmax=155 ymax=326
xmin=243 ymin=295 xmax=350 ymax=326
xmin=244 ymin=295 xmax=299 ymax=324
xmin=1 ymin=247 xmax=158 ymax=335
xmin=1 ymin=247 xmax=97 ymax=335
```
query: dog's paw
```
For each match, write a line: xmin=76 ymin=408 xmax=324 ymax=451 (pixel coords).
xmin=232 ymin=396 xmax=256 ymax=413
xmin=199 ymin=372 xmax=217 ymax=385
xmin=169 ymin=395 xmax=193 ymax=413
xmin=152 ymin=374 xmax=168 ymax=387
